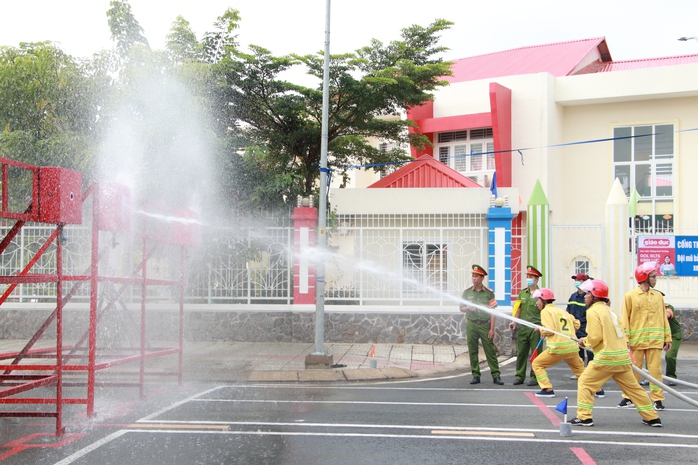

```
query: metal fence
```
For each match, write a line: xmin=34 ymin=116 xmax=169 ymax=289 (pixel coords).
xmin=1 ymin=214 xmax=489 ymax=307
xmin=325 ymin=213 xmax=488 ymax=306
xmin=4 ymin=217 xmax=697 ymax=307
xmin=185 ymin=220 xmax=294 ymax=304
xmin=0 ymin=224 xmax=93 ymax=302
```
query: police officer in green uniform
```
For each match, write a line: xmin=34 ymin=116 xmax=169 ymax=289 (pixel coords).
xmin=460 ymin=264 xmax=504 ymax=385
xmin=665 ymin=303 xmax=682 ymax=386
xmin=509 ymin=265 xmax=542 ymax=386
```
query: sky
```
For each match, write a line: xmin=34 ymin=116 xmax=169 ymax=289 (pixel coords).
xmin=2 ymin=0 xmax=698 ymax=65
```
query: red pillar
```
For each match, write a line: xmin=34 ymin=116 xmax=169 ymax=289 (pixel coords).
xmin=291 ymin=205 xmax=318 ymax=304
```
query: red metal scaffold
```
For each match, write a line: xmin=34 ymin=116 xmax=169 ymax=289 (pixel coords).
xmin=0 ymin=157 xmax=197 ymax=435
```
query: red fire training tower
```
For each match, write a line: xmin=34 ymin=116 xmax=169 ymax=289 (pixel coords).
xmin=0 ymin=157 xmax=197 ymax=435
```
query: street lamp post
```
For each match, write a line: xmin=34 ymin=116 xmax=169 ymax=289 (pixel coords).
xmin=305 ymin=0 xmax=333 ymax=369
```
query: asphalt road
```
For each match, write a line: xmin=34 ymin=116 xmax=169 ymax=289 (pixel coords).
xmin=1 ymin=359 xmax=697 ymax=465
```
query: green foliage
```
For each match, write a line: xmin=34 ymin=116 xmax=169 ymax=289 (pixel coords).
xmin=107 ymin=0 xmax=149 ymax=57
xmin=166 ymin=16 xmax=203 ymax=63
xmin=201 ymin=8 xmax=240 ymax=64
xmin=0 ymin=42 xmax=107 ymax=175
xmin=1 ymin=5 xmax=454 ymax=217
xmin=224 ymin=145 xmax=303 ymax=213
xmin=211 ymin=18 xmax=454 ymax=203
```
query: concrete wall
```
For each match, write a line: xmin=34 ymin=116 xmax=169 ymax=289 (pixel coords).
xmin=2 ymin=306 xmax=696 ymax=354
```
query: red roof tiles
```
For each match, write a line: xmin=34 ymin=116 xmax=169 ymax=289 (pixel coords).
xmin=368 ymin=155 xmax=482 ymax=188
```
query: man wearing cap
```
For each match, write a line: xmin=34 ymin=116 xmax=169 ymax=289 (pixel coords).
xmin=460 ymin=265 xmax=503 ymax=385
xmin=509 ymin=265 xmax=542 ymax=386
xmin=566 ymin=273 xmax=594 ymax=372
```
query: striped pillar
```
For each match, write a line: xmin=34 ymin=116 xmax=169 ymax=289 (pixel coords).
xmin=527 ymin=180 xmax=550 ymax=287
xmin=605 ymin=178 xmax=630 ymax=316
xmin=486 ymin=205 xmax=516 ymax=306
xmin=291 ymin=206 xmax=318 ymax=304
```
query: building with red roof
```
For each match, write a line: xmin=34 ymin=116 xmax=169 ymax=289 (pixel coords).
xmin=329 ymin=37 xmax=698 ymax=306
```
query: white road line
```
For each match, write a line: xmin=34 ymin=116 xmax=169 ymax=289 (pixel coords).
xmin=69 ymin=428 xmax=698 ymax=450
xmin=131 ymin=419 xmax=698 ymax=440
xmin=52 ymin=431 xmax=128 ymax=465
xmin=192 ymin=398 xmax=541 ymax=407
xmin=138 ymin=385 xmax=226 ymax=422
xmin=216 ymin=384 xmax=698 ymax=396
xmin=187 ymin=397 xmax=698 ymax=412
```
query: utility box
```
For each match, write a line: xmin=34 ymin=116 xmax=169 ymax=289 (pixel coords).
xmin=38 ymin=167 xmax=83 ymax=224
xmin=98 ymin=183 xmax=131 ymax=231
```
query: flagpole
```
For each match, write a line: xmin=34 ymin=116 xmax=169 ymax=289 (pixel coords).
xmin=558 ymin=397 xmax=571 ymax=436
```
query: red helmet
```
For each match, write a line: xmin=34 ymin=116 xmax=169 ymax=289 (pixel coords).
xmin=580 ymin=279 xmax=609 ymax=299
xmin=635 ymin=262 xmax=657 ymax=283
xmin=532 ymin=288 xmax=555 ymax=301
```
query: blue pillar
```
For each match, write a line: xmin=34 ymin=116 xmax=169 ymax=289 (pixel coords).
xmin=486 ymin=204 xmax=515 ymax=306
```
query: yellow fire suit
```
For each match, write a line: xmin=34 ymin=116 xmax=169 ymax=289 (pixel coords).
xmin=621 ymin=287 xmax=671 ymax=402
xmin=576 ymin=301 xmax=658 ymax=422
xmin=532 ymin=304 xmax=585 ymax=390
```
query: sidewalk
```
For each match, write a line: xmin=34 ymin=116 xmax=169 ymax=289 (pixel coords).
xmin=164 ymin=340 xmax=698 ymax=383
xmin=2 ymin=340 xmax=697 ymax=384
xmin=180 ymin=341 xmax=484 ymax=383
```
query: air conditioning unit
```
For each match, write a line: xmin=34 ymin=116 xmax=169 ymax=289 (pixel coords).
xmin=466 ymin=173 xmax=491 ymax=187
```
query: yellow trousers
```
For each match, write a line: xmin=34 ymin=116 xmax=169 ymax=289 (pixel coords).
xmin=576 ymin=362 xmax=658 ymax=421
xmin=532 ymin=351 xmax=585 ymax=390
xmin=622 ymin=347 xmax=664 ymax=402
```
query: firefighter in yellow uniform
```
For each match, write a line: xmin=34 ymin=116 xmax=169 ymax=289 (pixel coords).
xmin=569 ymin=279 xmax=661 ymax=427
xmin=530 ymin=288 xmax=585 ymax=398
xmin=618 ymin=262 xmax=672 ymax=410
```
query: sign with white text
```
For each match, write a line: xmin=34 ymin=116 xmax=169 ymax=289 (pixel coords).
xmin=637 ymin=235 xmax=676 ymax=276
xmin=675 ymin=236 xmax=698 ymax=277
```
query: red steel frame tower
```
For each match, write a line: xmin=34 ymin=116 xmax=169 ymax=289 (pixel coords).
xmin=0 ymin=157 xmax=196 ymax=435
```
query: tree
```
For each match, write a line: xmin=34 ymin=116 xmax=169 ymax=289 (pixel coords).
xmin=201 ymin=8 xmax=240 ymax=64
xmin=0 ymin=42 xmax=108 ymax=173
xmin=166 ymin=16 xmax=203 ymax=63
xmin=107 ymin=0 xmax=149 ymax=57
xmin=211 ymin=18 xmax=453 ymax=205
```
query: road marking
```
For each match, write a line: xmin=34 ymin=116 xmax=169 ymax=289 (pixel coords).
xmin=432 ymin=430 xmax=535 ymax=437
xmin=53 ymin=431 xmax=127 ymax=465
xmin=524 ymin=391 xmax=562 ymax=426
xmin=570 ymin=447 xmax=598 ymax=465
xmin=193 ymin=398 xmax=539 ymax=407
xmin=128 ymin=423 xmax=229 ymax=430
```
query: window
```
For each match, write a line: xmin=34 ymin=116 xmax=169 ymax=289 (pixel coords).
xmin=378 ymin=142 xmax=397 ymax=179
xmin=574 ymin=259 xmax=590 ymax=277
xmin=402 ymin=242 xmax=446 ymax=295
xmin=437 ymin=129 xmax=495 ymax=180
xmin=613 ymin=124 xmax=674 ymax=233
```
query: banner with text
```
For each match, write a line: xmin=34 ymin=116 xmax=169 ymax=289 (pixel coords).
xmin=675 ymin=236 xmax=698 ymax=277
xmin=637 ymin=235 xmax=676 ymax=276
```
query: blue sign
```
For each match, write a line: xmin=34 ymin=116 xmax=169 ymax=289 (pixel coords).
xmin=675 ymin=236 xmax=698 ymax=277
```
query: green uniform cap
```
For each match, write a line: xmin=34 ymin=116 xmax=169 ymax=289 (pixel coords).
xmin=526 ymin=265 xmax=542 ymax=277
xmin=472 ymin=264 xmax=487 ymax=276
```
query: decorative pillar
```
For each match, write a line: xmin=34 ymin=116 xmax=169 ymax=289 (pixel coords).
xmin=291 ymin=199 xmax=318 ymax=304
xmin=486 ymin=198 xmax=516 ymax=306
xmin=527 ymin=180 xmax=550 ymax=287
xmin=605 ymin=178 xmax=630 ymax=316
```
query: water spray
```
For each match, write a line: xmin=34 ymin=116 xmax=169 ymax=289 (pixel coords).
xmin=297 ymin=247 xmax=698 ymax=409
